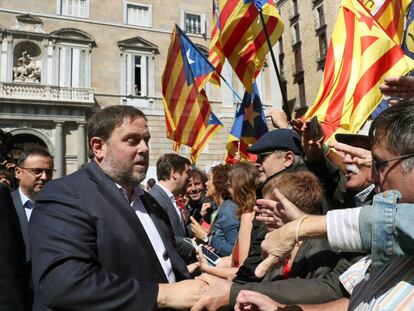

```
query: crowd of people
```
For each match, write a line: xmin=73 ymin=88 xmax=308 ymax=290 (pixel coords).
xmin=1 ymin=75 xmax=414 ymax=310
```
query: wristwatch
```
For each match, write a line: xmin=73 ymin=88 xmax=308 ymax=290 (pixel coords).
xmin=202 ymin=236 xmax=209 ymax=243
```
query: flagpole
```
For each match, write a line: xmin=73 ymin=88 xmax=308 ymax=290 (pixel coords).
xmin=258 ymin=9 xmax=291 ymax=120
xmin=217 ymin=72 xmax=243 ymax=103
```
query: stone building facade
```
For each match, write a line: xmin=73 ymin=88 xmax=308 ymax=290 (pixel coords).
xmin=276 ymin=0 xmax=341 ymax=113
xmin=0 ymin=0 xmax=290 ymax=178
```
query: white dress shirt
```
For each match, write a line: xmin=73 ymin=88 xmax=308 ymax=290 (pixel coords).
xmin=117 ymin=184 xmax=176 ymax=283
xmin=156 ymin=183 xmax=183 ymax=222
xmin=18 ymin=188 xmax=34 ymax=221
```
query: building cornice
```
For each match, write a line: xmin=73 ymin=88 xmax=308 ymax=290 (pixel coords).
xmin=0 ymin=8 xmax=211 ymax=40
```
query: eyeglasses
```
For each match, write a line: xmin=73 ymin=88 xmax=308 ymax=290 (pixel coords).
xmin=372 ymin=153 xmax=414 ymax=175
xmin=256 ymin=152 xmax=274 ymax=164
xmin=19 ymin=167 xmax=55 ymax=177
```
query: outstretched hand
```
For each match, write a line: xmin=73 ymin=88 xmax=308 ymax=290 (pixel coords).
xmin=254 ymin=220 xmax=297 ymax=278
xmin=266 ymin=108 xmax=289 ymax=129
xmin=190 ymin=273 xmax=232 ymax=311
xmin=328 ymin=141 xmax=371 ymax=168
xmin=255 ymin=189 xmax=305 ymax=231
xmin=158 ymin=279 xmax=208 ymax=309
xmin=235 ymin=290 xmax=286 ymax=311
xmin=380 ymin=75 xmax=414 ymax=105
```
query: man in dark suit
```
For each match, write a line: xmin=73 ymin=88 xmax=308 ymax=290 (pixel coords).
xmin=12 ymin=144 xmax=54 ymax=262
xmin=0 ymin=183 xmax=29 ymax=311
xmin=29 ymin=106 xmax=207 ymax=311
xmin=150 ymin=153 xmax=195 ymax=262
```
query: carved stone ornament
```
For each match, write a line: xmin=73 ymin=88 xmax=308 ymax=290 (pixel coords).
xmin=11 ymin=14 xmax=46 ymax=33
xmin=13 ymin=51 xmax=41 ymax=83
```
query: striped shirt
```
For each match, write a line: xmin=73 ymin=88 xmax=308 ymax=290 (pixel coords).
xmin=340 ymin=256 xmax=414 ymax=310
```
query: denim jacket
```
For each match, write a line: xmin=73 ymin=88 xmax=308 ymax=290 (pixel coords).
xmin=209 ymin=199 xmax=240 ymax=257
xmin=359 ymin=190 xmax=414 ymax=268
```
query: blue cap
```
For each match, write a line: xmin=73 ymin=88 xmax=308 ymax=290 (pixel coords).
xmin=247 ymin=129 xmax=303 ymax=155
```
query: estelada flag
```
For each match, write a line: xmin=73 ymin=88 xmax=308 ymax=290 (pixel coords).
xmin=305 ymin=0 xmax=414 ymax=140
xmin=190 ymin=112 xmax=223 ymax=164
xmin=208 ymin=0 xmax=225 ymax=86
xmin=225 ymin=83 xmax=268 ymax=163
xmin=162 ymin=26 xmax=212 ymax=148
xmin=359 ymin=0 xmax=411 ymax=44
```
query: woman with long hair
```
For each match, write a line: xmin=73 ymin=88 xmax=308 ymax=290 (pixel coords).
xmin=195 ymin=162 xmax=259 ymax=279
xmin=191 ymin=164 xmax=240 ymax=257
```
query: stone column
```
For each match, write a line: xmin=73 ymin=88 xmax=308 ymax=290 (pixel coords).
xmin=0 ymin=35 xmax=12 ymax=82
xmin=77 ymin=123 xmax=86 ymax=168
xmin=55 ymin=122 xmax=64 ymax=178
xmin=46 ymin=40 xmax=55 ymax=85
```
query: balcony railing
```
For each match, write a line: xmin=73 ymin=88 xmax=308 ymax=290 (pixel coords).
xmin=0 ymin=82 xmax=94 ymax=104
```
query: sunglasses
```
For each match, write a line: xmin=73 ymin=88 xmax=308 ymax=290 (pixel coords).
xmin=256 ymin=152 xmax=274 ymax=164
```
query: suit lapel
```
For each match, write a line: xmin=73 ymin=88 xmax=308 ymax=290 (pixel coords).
xmin=85 ymin=162 xmax=168 ymax=282
xmin=11 ymin=191 xmax=30 ymax=262
xmin=141 ymin=193 xmax=172 ymax=246
xmin=142 ymin=192 xmax=189 ymax=280
xmin=153 ymin=185 xmax=185 ymax=234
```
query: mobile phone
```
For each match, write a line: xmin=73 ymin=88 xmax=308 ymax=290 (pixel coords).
xmin=308 ymin=116 xmax=322 ymax=140
xmin=191 ymin=209 xmax=203 ymax=223
xmin=200 ymin=245 xmax=221 ymax=266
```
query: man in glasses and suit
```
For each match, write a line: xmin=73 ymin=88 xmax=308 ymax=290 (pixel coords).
xmin=12 ymin=144 xmax=54 ymax=309
xmin=12 ymin=144 xmax=54 ymax=262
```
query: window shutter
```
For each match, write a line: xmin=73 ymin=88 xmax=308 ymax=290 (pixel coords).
xmin=201 ymin=14 xmax=206 ymax=35
xmin=72 ymin=48 xmax=80 ymax=87
xmin=125 ymin=53 xmax=133 ymax=95
xmin=141 ymin=56 xmax=147 ymax=96
xmin=180 ymin=10 xmax=185 ymax=30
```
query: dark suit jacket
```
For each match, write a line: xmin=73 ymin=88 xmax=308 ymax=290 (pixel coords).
xmin=149 ymin=184 xmax=194 ymax=262
xmin=11 ymin=189 xmax=30 ymax=262
xmin=229 ymin=239 xmax=348 ymax=307
xmin=29 ymin=161 xmax=189 ymax=311
xmin=11 ymin=189 xmax=35 ymax=309
xmin=0 ymin=184 xmax=28 ymax=311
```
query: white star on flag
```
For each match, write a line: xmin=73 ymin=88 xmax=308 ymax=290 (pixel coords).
xmin=186 ymin=49 xmax=195 ymax=65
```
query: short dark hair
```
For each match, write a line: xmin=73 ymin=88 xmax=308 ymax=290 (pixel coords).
xmin=369 ymin=102 xmax=414 ymax=173
xmin=0 ymin=168 xmax=15 ymax=188
xmin=188 ymin=168 xmax=208 ymax=185
xmin=156 ymin=153 xmax=191 ymax=181
xmin=87 ymin=105 xmax=147 ymax=159
xmin=17 ymin=143 xmax=53 ymax=166
xmin=146 ymin=178 xmax=156 ymax=189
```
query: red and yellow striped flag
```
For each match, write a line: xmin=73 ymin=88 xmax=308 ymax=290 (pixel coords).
xmin=360 ymin=0 xmax=411 ymax=44
xmin=162 ymin=27 xmax=212 ymax=148
xmin=305 ymin=0 xmax=414 ymax=140
xmin=190 ymin=112 xmax=223 ymax=164
xmin=208 ymin=0 xmax=225 ymax=86
xmin=172 ymin=141 xmax=181 ymax=153
xmin=214 ymin=0 xmax=284 ymax=92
